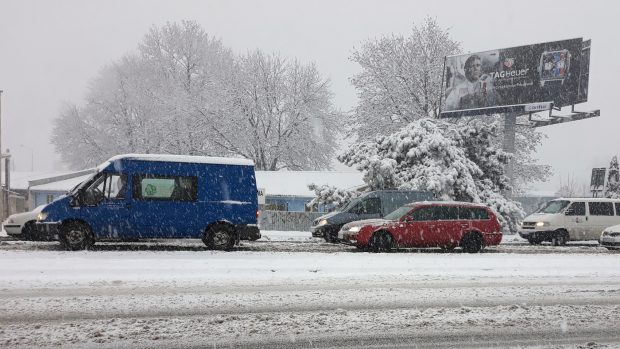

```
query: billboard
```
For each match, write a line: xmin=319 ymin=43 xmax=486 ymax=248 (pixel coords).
xmin=590 ymin=167 xmax=606 ymax=192
xmin=577 ymin=39 xmax=591 ymax=104
xmin=440 ymin=38 xmax=589 ymax=117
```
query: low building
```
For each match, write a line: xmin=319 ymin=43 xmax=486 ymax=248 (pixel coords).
xmin=8 ymin=170 xmax=365 ymax=213
xmin=256 ymin=171 xmax=364 ymax=212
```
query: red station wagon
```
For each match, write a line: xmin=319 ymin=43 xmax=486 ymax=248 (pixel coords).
xmin=337 ymin=202 xmax=502 ymax=253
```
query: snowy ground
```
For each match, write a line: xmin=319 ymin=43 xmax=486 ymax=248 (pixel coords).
xmin=0 ymin=231 xmax=619 ymax=348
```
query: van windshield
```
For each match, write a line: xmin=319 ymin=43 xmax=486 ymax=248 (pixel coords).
xmin=69 ymin=173 xmax=97 ymax=195
xmin=537 ymin=200 xmax=570 ymax=214
xmin=339 ymin=198 xmax=361 ymax=212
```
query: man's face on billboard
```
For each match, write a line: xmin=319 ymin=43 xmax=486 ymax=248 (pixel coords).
xmin=465 ymin=58 xmax=482 ymax=82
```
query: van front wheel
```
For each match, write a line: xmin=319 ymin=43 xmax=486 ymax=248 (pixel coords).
xmin=551 ymin=229 xmax=569 ymax=246
xmin=203 ymin=224 xmax=236 ymax=251
xmin=59 ymin=222 xmax=94 ymax=251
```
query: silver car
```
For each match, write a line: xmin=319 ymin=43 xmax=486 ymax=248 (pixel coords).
xmin=600 ymin=223 xmax=620 ymax=250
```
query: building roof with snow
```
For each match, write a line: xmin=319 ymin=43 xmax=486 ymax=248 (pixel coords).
xmin=255 ymin=171 xmax=364 ymax=197
xmin=5 ymin=170 xmax=365 ymax=198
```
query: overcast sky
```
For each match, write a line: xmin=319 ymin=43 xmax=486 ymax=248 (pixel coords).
xmin=0 ymin=0 xmax=616 ymax=193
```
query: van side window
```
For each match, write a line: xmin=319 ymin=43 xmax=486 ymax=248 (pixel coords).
xmin=565 ymin=202 xmax=585 ymax=216
xmin=83 ymin=173 xmax=126 ymax=204
xmin=105 ymin=173 xmax=127 ymax=199
xmin=615 ymin=203 xmax=620 ymax=216
xmin=588 ymin=202 xmax=614 ymax=216
xmin=133 ymin=175 xmax=197 ymax=202
xmin=353 ymin=198 xmax=381 ymax=215
xmin=364 ymin=198 xmax=382 ymax=215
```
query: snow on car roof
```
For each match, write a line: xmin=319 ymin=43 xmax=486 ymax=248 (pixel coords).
xmin=103 ymin=154 xmax=255 ymax=168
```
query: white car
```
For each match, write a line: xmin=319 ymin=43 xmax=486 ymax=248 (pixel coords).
xmin=600 ymin=224 xmax=620 ymax=250
xmin=2 ymin=205 xmax=46 ymax=241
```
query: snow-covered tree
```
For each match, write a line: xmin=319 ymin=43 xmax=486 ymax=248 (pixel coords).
xmin=306 ymin=184 xmax=361 ymax=211
xmin=212 ymin=51 xmax=341 ymax=170
xmin=348 ymin=18 xmax=551 ymax=193
xmin=605 ymin=156 xmax=620 ymax=198
xmin=556 ymin=174 xmax=588 ymax=198
xmin=339 ymin=118 xmax=524 ymax=232
xmin=52 ymin=21 xmax=341 ymax=171
xmin=349 ymin=17 xmax=459 ymax=138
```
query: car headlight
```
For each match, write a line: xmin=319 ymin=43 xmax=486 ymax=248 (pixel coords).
xmin=36 ymin=212 xmax=48 ymax=221
xmin=348 ymin=226 xmax=361 ymax=233
xmin=7 ymin=218 xmax=14 ymax=223
xmin=535 ymin=221 xmax=549 ymax=227
xmin=602 ymin=231 xmax=610 ymax=236
xmin=317 ymin=219 xmax=328 ymax=226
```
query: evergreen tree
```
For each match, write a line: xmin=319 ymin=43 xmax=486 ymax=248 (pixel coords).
xmin=338 ymin=118 xmax=524 ymax=232
xmin=605 ymin=156 xmax=620 ymax=198
xmin=306 ymin=184 xmax=361 ymax=211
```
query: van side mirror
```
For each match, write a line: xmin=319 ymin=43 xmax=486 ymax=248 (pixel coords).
xmin=69 ymin=192 xmax=82 ymax=207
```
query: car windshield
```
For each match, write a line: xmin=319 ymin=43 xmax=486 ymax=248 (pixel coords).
xmin=384 ymin=205 xmax=412 ymax=220
xmin=537 ymin=200 xmax=570 ymax=214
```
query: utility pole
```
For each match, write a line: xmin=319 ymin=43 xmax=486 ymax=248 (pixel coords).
xmin=0 ymin=90 xmax=3 ymax=220
xmin=502 ymin=112 xmax=517 ymax=198
xmin=4 ymin=150 xmax=9 ymax=219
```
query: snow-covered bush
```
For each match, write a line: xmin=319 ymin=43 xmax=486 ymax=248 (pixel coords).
xmin=306 ymin=184 xmax=360 ymax=211
xmin=339 ymin=118 xmax=524 ymax=232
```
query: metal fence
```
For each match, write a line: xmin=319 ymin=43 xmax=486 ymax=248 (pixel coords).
xmin=259 ymin=210 xmax=324 ymax=232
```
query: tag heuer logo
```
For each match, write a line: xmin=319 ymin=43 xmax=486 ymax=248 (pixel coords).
xmin=503 ymin=58 xmax=515 ymax=68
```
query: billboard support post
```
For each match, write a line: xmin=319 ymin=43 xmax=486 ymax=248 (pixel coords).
xmin=502 ymin=113 xmax=517 ymax=197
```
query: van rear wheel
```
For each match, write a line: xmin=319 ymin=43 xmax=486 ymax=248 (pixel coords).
xmin=59 ymin=222 xmax=94 ymax=251
xmin=203 ymin=224 xmax=236 ymax=251
xmin=528 ymin=238 xmax=543 ymax=245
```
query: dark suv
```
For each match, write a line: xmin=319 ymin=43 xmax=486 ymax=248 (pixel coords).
xmin=310 ymin=190 xmax=432 ymax=242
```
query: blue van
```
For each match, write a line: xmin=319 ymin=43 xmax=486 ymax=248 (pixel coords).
xmin=35 ymin=154 xmax=260 ymax=250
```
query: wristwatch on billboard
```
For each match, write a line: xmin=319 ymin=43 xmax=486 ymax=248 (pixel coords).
xmin=538 ymin=49 xmax=571 ymax=87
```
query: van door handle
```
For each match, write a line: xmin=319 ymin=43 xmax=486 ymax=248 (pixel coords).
xmin=585 ymin=216 xmax=588 ymax=221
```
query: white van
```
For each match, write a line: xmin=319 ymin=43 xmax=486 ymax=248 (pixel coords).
xmin=519 ymin=198 xmax=620 ymax=245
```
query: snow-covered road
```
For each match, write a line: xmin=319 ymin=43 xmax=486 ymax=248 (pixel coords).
xmin=1 ymin=233 xmax=619 ymax=348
